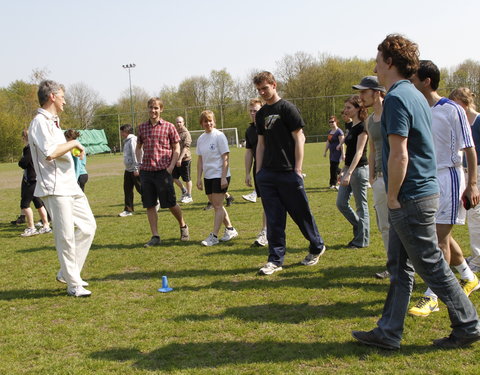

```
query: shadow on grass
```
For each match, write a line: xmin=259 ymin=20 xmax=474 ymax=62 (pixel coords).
xmin=90 ymin=341 xmax=436 ymax=371
xmin=173 ymin=302 xmax=385 ymax=323
xmin=0 ymin=288 xmax=65 ymax=300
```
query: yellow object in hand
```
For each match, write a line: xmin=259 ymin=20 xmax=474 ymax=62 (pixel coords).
xmin=71 ymin=147 xmax=82 ymax=157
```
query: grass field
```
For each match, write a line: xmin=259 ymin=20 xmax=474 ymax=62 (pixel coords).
xmin=1 ymin=144 xmax=479 ymax=375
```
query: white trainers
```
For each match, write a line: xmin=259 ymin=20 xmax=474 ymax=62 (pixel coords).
xmin=242 ymin=191 xmax=257 ymax=203
xmin=35 ymin=221 xmax=43 ymax=228
xmin=181 ymin=195 xmax=193 ymax=203
xmin=20 ymin=227 xmax=39 ymax=237
xmin=67 ymin=285 xmax=92 ymax=297
xmin=253 ymin=230 xmax=268 ymax=247
xmin=301 ymin=245 xmax=326 ymax=266
xmin=56 ymin=271 xmax=89 ymax=287
xmin=201 ymin=233 xmax=219 ymax=246
xmin=118 ymin=210 xmax=133 ymax=217
xmin=38 ymin=226 xmax=52 ymax=234
xmin=258 ymin=262 xmax=282 ymax=275
xmin=220 ymin=227 xmax=238 ymax=242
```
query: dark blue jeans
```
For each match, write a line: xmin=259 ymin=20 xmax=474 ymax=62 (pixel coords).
xmin=373 ymin=194 xmax=479 ymax=347
xmin=256 ymin=169 xmax=324 ymax=266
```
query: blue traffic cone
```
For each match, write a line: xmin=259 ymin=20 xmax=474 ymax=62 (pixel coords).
xmin=158 ymin=275 xmax=173 ymax=292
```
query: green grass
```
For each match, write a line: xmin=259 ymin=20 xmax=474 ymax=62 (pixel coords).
xmin=1 ymin=144 xmax=479 ymax=375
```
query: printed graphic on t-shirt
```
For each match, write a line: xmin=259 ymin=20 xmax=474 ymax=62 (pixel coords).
xmin=209 ymin=143 xmax=216 ymax=151
xmin=265 ymin=115 xmax=281 ymax=129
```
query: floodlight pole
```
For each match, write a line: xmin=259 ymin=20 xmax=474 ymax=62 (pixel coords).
xmin=122 ymin=63 xmax=136 ymax=132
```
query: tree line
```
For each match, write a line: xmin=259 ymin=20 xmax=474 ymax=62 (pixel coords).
xmin=1 ymin=55 xmax=479 ymax=161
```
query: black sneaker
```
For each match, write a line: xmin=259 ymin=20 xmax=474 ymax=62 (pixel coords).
xmin=352 ymin=330 xmax=399 ymax=350
xmin=433 ymin=333 xmax=480 ymax=348
xmin=226 ymin=195 xmax=234 ymax=207
xmin=11 ymin=215 xmax=26 ymax=225
xmin=144 ymin=236 xmax=161 ymax=247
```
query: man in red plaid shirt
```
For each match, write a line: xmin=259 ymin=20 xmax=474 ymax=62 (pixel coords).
xmin=136 ymin=98 xmax=189 ymax=247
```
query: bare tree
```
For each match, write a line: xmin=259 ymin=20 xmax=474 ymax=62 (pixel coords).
xmin=65 ymin=83 xmax=104 ymax=129
xmin=209 ymin=69 xmax=234 ymax=128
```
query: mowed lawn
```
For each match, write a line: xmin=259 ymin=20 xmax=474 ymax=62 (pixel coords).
xmin=0 ymin=143 xmax=479 ymax=375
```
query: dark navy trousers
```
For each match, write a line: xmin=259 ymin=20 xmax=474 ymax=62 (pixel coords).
xmin=256 ymin=168 xmax=324 ymax=266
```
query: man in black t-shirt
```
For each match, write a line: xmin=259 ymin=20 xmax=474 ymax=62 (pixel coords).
xmin=253 ymin=71 xmax=326 ymax=275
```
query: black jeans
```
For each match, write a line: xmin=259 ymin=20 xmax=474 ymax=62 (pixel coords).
xmin=124 ymin=171 xmax=142 ymax=212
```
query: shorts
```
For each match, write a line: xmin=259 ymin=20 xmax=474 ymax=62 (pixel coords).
xmin=436 ymin=167 xmax=466 ymax=225
xmin=20 ymin=179 xmax=44 ymax=209
xmin=140 ymin=170 xmax=177 ymax=209
xmin=172 ymin=160 xmax=191 ymax=182
xmin=204 ymin=177 xmax=231 ymax=195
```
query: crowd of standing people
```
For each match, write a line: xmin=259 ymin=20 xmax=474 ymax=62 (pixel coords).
xmin=11 ymin=33 xmax=480 ymax=349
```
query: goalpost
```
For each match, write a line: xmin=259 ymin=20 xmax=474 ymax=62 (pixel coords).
xmin=189 ymin=127 xmax=239 ymax=148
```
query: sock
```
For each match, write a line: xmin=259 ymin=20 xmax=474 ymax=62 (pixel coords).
xmin=424 ymin=288 xmax=438 ymax=300
xmin=455 ymin=260 xmax=475 ymax=281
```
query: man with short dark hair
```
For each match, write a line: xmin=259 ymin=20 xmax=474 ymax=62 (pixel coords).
xmin=29 ymin=80 xmax=96 ymax=297
xmin=253 ymin=71 xmax=326 ymax=275
xmin=351 ymin=35 xmax=480 ymax=349
xmin=172 ymin=116 xmax=193 ymax=204
xmin=118 ymin=124 xmax=142 ymax=217
xmin=136 ymin=98 xmax=189 ymax=247
xmin=352 ymin=76 xmax=389 ymax=279
xmin=408 ymin=60 xmax=480 ymax=316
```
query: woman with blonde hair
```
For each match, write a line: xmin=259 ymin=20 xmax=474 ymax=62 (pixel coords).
xmin=196 ymin=110 xmax=238 ymax=246
xmin=336 ymin=95 xmax=369 ymax=248
xmin=450 ymin=87 xmax=480 ymax=272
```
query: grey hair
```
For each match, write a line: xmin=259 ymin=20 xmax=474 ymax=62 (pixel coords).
xmin=37 ymin=80 xmax=65 ymax=106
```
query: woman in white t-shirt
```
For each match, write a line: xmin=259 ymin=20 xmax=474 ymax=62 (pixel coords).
xmin=196 ymin=110 xmax=238 ymax=246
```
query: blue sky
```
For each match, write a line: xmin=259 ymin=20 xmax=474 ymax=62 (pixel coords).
xmin=1 ymin=0 xmax=477 ymax=104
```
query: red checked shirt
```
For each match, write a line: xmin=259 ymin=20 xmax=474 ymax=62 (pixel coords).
xmin=137 ymin=119 xmax=180 ymax=171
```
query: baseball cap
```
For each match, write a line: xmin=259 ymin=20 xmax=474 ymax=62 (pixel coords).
xmin=352 ymin=76 xmax=386 ymax=92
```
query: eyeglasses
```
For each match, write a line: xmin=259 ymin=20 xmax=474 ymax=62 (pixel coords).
xmin=328 ymin=121 xmax=335 ymax=124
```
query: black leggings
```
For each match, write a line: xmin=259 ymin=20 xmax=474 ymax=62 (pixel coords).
xmin=329 ymin=160 xmax=340 ymax=186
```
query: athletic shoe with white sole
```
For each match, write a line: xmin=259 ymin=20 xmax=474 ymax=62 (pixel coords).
xmin=220 ymin=227 xmax=238 ymax=242
xmin=242 ymin=191 xmax=257 ymax=203
xmin=300 ymin=245 xmax=326 ymax=266
xmin=258 ymin=262 xmax=282 ymax=275
xmin=408 ymin=296 xmax=439 ymax=317
xmin=118 ymin=210 xmax=133 ymax=217
xmin=460 ymin=274 xmax=480 ymax=297
xmin=67 ymin=286 xmax=92 ymax=297
xmin=38 ymin=227 xmax=52 ymax=234
xmin=144 ymin=236 xmax=161 ymax=247
xmin=253 ymin=230 xmax=268 ymax=247
xmin=180 ymin=225 xmax=190 ymax=241
xmin=20 ymin=227 xmax=39 ymax=237
xmin=181 ymin=195 xmax=193 ymax=204
xmin=201 ymin=233 xmax=219 ymax=246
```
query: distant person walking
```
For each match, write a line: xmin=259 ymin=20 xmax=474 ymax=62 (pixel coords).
xmin=323 ymin=115 xmax=344 ymax=189
xmin=172 ymin=116 xmax=193 ymax=204
xmin=118 ymin=124 xmax=142 ymax=217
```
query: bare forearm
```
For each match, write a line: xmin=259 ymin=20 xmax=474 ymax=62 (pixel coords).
xmin=47 ymin=140 xmax=82 ymax=160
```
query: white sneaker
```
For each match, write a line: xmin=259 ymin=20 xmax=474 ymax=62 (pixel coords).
xmin=181 ymin=195 xmax=193 ymax=204
xmin=201 ymin=233 xmax=219 ymax=246
xmin=220 ymin=227 xmax=238 ymax=242
xmin=301 ymin=245 xmax=326 ymax=266
xmin=21 ymin=227 xmax=39 ymax=237
xmin=258 ymin=262 xmax=282 ymax=275
xmin=67 ymin=285 xmax=92 ymax=297
xmin=253 ymin=230 xmax=268 ymax=247
xmin=118 ymin=210 xmax=133 ymax=217
xmin=56 ymin=271 xmax=89 ymax=287
xmin=242 ymin=191 xmax=257 ymax=203
xmin=35 ymin=221 xmax=43 ymax=228
xmin=38 ymin=226 xmax=52 ymax=234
